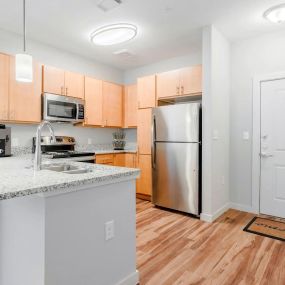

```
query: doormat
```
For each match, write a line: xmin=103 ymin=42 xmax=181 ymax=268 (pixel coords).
xmin=244 ymin=217 xmax=285 ymax=242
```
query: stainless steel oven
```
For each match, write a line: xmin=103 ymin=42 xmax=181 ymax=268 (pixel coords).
xmin=43 ymin=93 xmax=85 ymax=123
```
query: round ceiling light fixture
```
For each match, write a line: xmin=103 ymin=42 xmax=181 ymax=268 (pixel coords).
xmin=90 ymin=23 xmax=138 ymax=46
xmin=264 ymin=4 xmax=285 ymax=23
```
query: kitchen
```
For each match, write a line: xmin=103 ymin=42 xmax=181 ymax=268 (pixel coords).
xmin=1 ymin=0 xmax=285 ymax=284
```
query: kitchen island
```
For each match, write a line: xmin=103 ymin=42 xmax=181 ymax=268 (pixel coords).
xmin=0 ymin=155 xmax=140 ymax=285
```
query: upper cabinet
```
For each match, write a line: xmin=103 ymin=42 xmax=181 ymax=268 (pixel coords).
xmin=0 ymin=53 xmax=41 ymax=123
xmin=42 ymin=65 xmax=84 ymax=99
xmin=124 ymin=84 xmax=137 ymax=128
xmin=157 ymin=65 xmax=202 ymax=99
xmin=84 ymin=76 xmax=103 ymax=126
xmin=102 ymin=82 xmax=123 ymax=128
xmin=137 ymin=75 xmax=156 ymax=109
xmin=9 ymin=57 xmax=42 ymax=123
xmin=0 ymin=54 xmax=9 ymax=121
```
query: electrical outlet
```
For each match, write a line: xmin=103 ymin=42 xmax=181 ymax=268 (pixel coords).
xmin=12 ymin=138 xmax=19 ymax=147
xmin=243 ymin=131 xmax=249 ymax=140
xmin=105 ymin=220 xmax=114 ymax=241
xmin=87 ymin=138 xmax=92 ymax=145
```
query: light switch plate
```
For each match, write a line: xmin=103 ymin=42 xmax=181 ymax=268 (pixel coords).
xmin=105 ymin=220 xmax=114 ymax=241
xmin=243 ymin=132 xmax=250 ymax=140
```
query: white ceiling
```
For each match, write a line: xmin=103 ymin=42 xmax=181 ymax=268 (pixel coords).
xmin=0 ymin=0 xmax=285 ymax=70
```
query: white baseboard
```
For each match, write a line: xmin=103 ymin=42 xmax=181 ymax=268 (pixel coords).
xmin=229 ymin=202 xmax=258 ymax=214
xmin=116 ymin=270 xmax=139 ymax=285
xmin=200 ymin=203 xmax=230 ymax=223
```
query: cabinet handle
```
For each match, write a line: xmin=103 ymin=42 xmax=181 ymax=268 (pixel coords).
xmin=176 ymin=86 xmax=180 ymax=94
xmin=66 ymin=87 xmax=68 ymax=96
xmin=181 ymin=86 xmax=184 ymax=95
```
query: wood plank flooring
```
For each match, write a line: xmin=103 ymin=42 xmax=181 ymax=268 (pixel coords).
xmin=136 ymin=199 xmax=285 ymax=285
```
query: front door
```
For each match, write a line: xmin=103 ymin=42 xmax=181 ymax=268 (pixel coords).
xmin=260 ymin=78 xmax=285 ymax=218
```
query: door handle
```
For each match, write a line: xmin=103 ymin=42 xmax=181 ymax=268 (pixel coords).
xmin=151 ymin=115 xmax=156 ymax=169
xmin=260 ymin=152 xmax=274 ymax=158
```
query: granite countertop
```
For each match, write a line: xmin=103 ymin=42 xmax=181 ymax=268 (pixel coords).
xmin=0 ymin=154 xmax=140 ymax=201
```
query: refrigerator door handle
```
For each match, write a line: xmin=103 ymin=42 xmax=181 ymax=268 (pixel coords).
xmin=151 ymin=115 xmax=156 ymax=169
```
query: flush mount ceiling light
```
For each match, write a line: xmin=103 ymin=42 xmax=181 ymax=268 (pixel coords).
xmin=90 ymin=23 xmax=137 ymax=46
xmin=16 ymin=0 xmax=33 ymax=83
xmin=264 ymin=4 xmax=285 ymax=23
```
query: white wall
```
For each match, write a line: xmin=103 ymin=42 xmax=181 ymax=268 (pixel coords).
xmin=7 ymin=123 xmax=136 ymax=148
xmin=124 ymin=52 xmax=202 ymax=84
xmin=0 ymin=29 xmax=123 ymax=83
xmin=230 ymin=29 xmax=285 ymax=211
xmin=201 ymin=26 xmax=230 ymax=222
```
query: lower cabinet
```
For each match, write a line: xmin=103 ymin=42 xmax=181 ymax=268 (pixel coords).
xmin=136 ymin=154 xmax=152 ymax=198
xmin=96 ymin=152 xmax=152 ymax=200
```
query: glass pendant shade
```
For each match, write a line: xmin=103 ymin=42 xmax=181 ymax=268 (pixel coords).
xmin=15 ymin=53 xmax=33 ymax=83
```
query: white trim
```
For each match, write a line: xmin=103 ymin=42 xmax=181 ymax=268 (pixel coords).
xmin=229 ymin=203 xmax=258 ymax=214
xmin=252 ymin=71 xmax=285 ymax=214
xmin=116 ymin=270 xmax=139 ymax=285
xmin=200 ymin=203 xmax=230 ymax=223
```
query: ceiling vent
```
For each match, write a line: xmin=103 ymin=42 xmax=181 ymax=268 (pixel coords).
xmin=97 ymin=0 xmax=123 ymax=12
xmin=113 ymin=49 xmax=134 ymax=57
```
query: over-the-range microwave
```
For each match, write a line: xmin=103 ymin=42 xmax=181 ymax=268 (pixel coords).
xmin=43 ymin=93 xmax=85 ymax=123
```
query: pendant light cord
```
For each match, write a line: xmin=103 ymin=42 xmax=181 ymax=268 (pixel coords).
xmin=23 ymin=0 xmax=26 ymax=52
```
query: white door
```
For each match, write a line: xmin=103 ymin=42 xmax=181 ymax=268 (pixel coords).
xmin=260 ymin=78 xmax=285 ymax=218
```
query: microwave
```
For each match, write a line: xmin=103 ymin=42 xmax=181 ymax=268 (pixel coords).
xmin=43 ymin=93 xmax=85 ymax=123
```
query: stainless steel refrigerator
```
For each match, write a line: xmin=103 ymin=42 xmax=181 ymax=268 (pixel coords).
xmin=152 ymin=103 xmax=201 ymax=216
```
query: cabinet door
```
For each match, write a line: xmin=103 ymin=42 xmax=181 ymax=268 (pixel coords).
xmin=137 ymin=154 xmax=152 ymax=196
xmin=65 ymin=71 xmax=84 ymax=99
xmin=85 ymin=76 xmax=103 ymax=126
xmin=125 ymin=153 xmax=137 ymax=168
xmin=137 ymin=108 xmax=152 ymax=155
xmin=114 ymin=153 xmax=126 ymax=167
xmin=9 ymin=57 xmax=42 ymax=123
xmin=103 ymin=82 xmax=123 ymax=127
xmin=96 ymin=154 xmax=114 ymax=165
xmin=157 ymin=69 xmax=180 ymax=99
xmin=137 ymin=75 xmax=156 ymax=109
xmin=43 ymin=65 xmax=65 ymax=95
xmin=124 ymin=84 xmax=137 ymax=128
xmin=180 ymin=65 xmax=202 ymax=95
xmin=0 ymin=54 xmax=9 ymax=121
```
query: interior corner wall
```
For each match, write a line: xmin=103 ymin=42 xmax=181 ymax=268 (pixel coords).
xmin=201 ymin=25 xmax=230 ymax=221
xmin=230 ymin=29 xmax=285 ymax=211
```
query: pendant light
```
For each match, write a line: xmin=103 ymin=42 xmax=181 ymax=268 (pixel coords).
xmin=16 ymin=0 xmax=33 ymax=82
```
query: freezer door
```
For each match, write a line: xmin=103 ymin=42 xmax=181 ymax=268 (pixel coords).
xmin=152 ymin=103 xmax=200 ymax=142
xmin=152 ymin=142 xmax=199 ymax=215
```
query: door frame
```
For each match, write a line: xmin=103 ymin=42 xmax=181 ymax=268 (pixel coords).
xmin=252 ymin=72 xmax=285 ymax=214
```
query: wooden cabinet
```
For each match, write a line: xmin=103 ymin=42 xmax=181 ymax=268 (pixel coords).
xmin=43 ymin=65 xmax=84 ymax=99
xmin=137 ymin=108 xmax=152 ymax=155
xmin=103 ymin=82 xmax=123 ymax=127
xmin=156 ymin=69 xmax=180 ymax=99
xmin=124 ymin=84 xmax=137 ymax=128
xmin=0 ymin=53 xmax=9 ymax=121
xmin=42 ymin=66 xmax=65 ymax=95
xmin=64 ymin=71 xmax=84 ymax=99
xmin=137 ymin=75 xmax=156 ymax=109
xmin=137 ymin=154 xmax=152 ymax=196
xmin=113 ymin=153 xmax=125 ymax=167
xmin=96 ymin=154 xmax=114 ymax=165
xmin=157 ymin=65 xmax=202 ymax=99
xmin=84 ymin=76 xmax=103 ymax=126
xmin=9 ymin=57 xmax=42 ymax=123
xmin=180 ymin=66 xmax=202 ymax=96
xmin=125 ymin=153 xmax=137 ymax=168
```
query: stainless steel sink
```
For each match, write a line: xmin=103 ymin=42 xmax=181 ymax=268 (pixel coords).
xmin=41 ymin=163 xmax=92 ymax=174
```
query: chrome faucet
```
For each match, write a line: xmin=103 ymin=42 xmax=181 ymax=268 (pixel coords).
xmin=34 ymin=121 xmax=56 ymax=171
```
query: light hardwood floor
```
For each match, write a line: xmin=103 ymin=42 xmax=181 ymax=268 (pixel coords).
xmin=136 ymin=199 xmax=285 ymax=285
